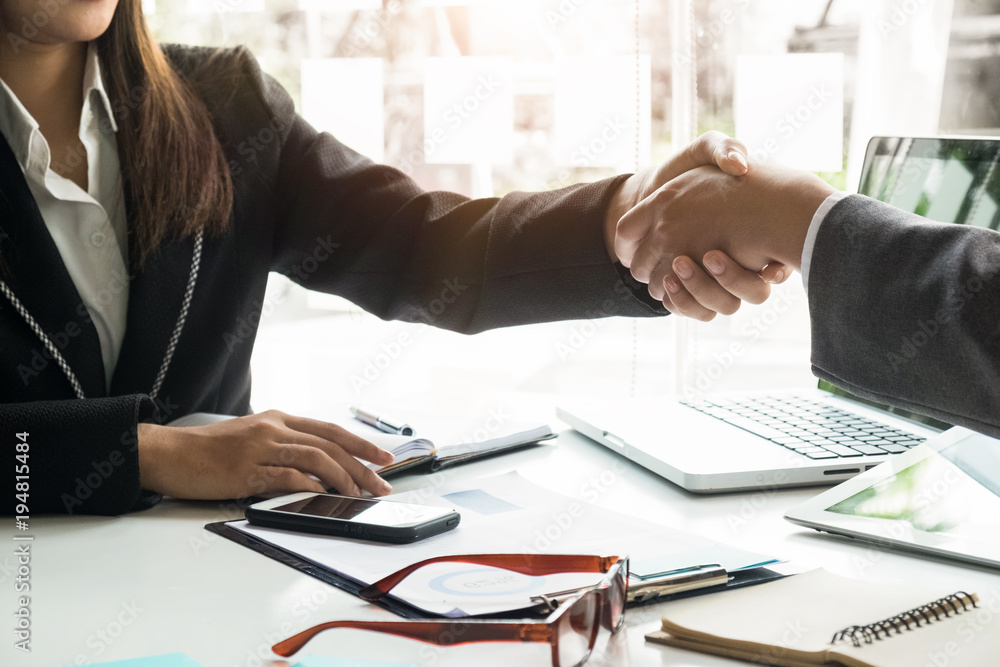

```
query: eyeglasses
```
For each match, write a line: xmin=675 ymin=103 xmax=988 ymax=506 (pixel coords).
xmin=271 ymin=554 xmax=629 ymax=667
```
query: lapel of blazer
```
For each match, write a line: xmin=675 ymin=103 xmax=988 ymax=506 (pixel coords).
xmin=0 ymin=136 xmax=108 ymax=398
xmin=108 ymin=206 xmax=197 ymax=400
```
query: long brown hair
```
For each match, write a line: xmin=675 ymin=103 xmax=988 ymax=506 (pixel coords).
xmin=96 ymin=0 xmax=232 ymax=268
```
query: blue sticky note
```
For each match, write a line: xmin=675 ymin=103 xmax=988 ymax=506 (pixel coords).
xmin=631 ymin=546 xmax=779 ymax=579
xmin=294 ymin=656 xmax=417 ymax=667
xmin=441 ymin=489 xmax=520 ymax=515
xmin=89 ymin=654 xmax=203 ymax=667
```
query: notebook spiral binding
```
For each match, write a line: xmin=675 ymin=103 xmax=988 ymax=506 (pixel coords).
xmin=831 ymin=591 xmax=980 ymax=648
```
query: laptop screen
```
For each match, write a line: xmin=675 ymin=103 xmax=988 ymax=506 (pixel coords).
xmin=859 ymin=136 xmax=1000 ymax=228
xmin=818 ymin=136 xmax=1000 ymax=430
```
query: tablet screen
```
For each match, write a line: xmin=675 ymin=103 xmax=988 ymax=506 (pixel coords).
xmin=826 ymin=432 xmax=1000 ymax=546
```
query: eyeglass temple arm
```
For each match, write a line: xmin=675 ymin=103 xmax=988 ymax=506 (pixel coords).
xmin=359 ymin=554 xmax=620 ymax=602
xmin=272 ymin=619 xmax=552 ymax=657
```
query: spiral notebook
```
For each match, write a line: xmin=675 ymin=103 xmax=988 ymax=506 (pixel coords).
xmin=645 ymin=568 xmax=1000 ymax=667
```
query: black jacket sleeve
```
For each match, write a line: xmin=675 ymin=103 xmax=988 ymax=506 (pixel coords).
xmin=1 ymin=395 xmax=159 ymax=515
xmin=221 ymin=50 xmax=665 ymax=332
xmin=808 ymin=194 xmax=1000 ymax=436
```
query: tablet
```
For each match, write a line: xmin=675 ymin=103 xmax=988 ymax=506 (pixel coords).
xmin=784 ymin=427 xmax=1000 ymax=570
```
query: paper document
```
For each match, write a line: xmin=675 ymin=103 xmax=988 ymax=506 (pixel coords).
xmin=232 ymin=472 xmax=777 ymax=616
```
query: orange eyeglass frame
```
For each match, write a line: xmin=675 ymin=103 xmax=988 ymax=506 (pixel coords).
xmin=271 ymin=553 xmax=628 ymax=667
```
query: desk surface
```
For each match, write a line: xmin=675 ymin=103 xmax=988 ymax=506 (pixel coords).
xmin=6 ymin=413 xmax=1000 ymax=667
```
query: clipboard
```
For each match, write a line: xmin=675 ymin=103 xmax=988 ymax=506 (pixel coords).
xmin=205 ymin=520 xmax=795 ymax=619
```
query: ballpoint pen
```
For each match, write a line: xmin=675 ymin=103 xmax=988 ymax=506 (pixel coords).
xmin=350 ymin=406 xmax=414 ymax=436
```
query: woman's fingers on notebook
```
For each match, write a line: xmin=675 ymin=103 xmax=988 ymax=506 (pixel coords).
xmin=259 ymin=412 xmax=394 ymax=496
xmin=274 ymin=436 xmax=392 ymax=497
xmin=281 ymin=413 xmax=395 ymax=465
xmin=262 ymin=442 xmax=359 ymax=497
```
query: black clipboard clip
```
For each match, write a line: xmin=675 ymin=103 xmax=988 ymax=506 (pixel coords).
xmin=531 ymin=563 xmax=729 ymax=610
xmin=627 ymin=563 xmax=729 ymax=603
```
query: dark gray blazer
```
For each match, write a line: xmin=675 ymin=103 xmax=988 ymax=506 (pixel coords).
xmin=0 ymin=45 xmax=662 ymax=515
xmin=808 ymin=195 xmax=1000 ymax=437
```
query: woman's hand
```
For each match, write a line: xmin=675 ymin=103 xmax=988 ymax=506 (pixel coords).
xmin=605 ymin=131 xmax=789 ymax=310
xmin=616 ymin=163 xmax=834 ymax=320
xmin=661 ymin=251 xmax=791 ymax=321
xmin=137 ymin=410 xmax=395 ymax=500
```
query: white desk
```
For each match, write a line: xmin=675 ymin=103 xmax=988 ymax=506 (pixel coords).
xmin=6 ymin=420 xmax=1000 ymax=667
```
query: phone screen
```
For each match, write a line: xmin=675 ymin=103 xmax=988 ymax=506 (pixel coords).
xmin=271 ymin=495 xmax=449 ymax=528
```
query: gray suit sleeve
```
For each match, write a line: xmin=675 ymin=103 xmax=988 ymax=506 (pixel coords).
xmin=807 ymin=194 xmax=1000 ymax=436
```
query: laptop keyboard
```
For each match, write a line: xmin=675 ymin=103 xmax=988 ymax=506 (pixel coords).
xmin=682 ymin=395 xmax=927 ymax=460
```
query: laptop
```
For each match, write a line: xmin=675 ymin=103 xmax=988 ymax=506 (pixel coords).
xmin=785 ymin=426 xmax=1000 ymax=570
xmin=558 ymin=135 xmax=1000 ymax=493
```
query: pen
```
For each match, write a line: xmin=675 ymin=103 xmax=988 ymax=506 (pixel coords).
xmin=350 ymin=406 xmax=414 ymax=436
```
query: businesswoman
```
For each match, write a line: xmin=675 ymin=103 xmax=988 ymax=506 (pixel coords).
xmin=0 ymin=0 xmax=767 ymax=515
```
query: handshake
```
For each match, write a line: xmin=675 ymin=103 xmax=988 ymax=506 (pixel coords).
xmin=604 ymin=131 xmax=837 ymax=320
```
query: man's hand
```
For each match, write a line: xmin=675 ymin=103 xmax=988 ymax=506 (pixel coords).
xmin=605 ymin=132 xmax=788 ymax=311
xmin=614 ymin=162 xmax=835 ymax=320
xmin=138 ymin=410 xmax=396 ymax=500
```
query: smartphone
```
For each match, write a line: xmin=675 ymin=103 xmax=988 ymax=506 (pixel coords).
xmin=245 ymin=492 xmax=461 ymax=544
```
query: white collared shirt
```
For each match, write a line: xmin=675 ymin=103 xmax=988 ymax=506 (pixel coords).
xmin=0 ymin=42 xmax=128 ymax=391
xmin=800 ymin=191 xmax=849 ymax=293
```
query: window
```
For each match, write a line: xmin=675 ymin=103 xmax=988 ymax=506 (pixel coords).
xmin=148 ymin=0 xmax=999 ymax=413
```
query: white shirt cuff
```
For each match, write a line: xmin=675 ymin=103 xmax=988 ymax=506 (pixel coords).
xmin=800 ymin=191 xmax=849 ymax=294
